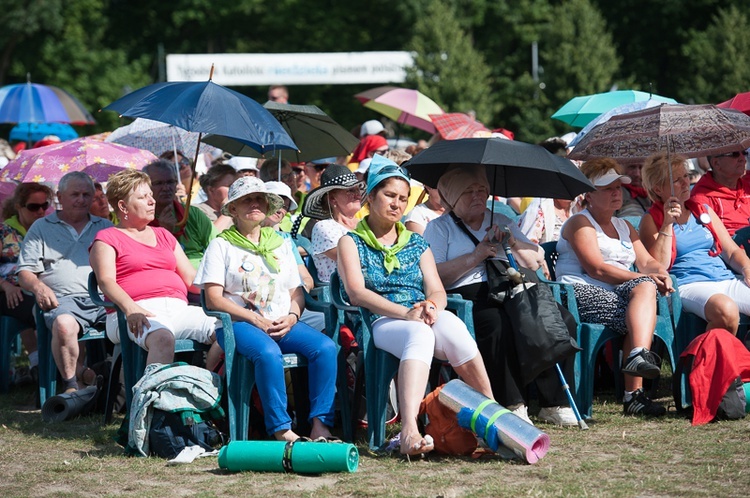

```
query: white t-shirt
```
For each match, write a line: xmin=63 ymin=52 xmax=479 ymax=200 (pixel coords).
xmin=423 ymin=210 xmax=533 ymax=290
xmin=195 ymin=237 xmax=302 ymax=321
xmin=403 ymin=203 xmax=442 ymax=230
xmin=311 ymin=219 xmax=350 ymax=283
xmin=555 ymin=210 xmax=635 ymax=291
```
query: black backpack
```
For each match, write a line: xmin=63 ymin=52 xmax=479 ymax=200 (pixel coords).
xmin=149 ymin=406 xmax=226 ymax=459
xmin=673 ymin=354 xmax=747 ymax=421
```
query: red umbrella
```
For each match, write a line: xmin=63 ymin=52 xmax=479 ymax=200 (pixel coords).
xmin=717 ymin=92 xmax=750 ymax=115
xmin=429 ymin=113 xmax=490 ymax=140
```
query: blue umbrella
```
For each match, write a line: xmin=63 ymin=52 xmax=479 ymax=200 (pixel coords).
xmin=102 ymin=79 xmax=296 ymax=154
xmin=0 ymin=78 xmax=95 ymax=125
xmin=9 ymin=122 xmax=78 ymax=143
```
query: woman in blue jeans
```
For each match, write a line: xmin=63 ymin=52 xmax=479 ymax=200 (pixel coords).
xmin=196 ymin=176 xmax=337 ymax=442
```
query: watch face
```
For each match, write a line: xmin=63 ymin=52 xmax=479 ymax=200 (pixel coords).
xmin=699 ymin=212 xmax=711 ymax=225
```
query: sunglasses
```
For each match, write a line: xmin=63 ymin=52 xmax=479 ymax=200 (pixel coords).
xmin=25 ymin=201 xmax=50 ymax=212
xmin=716 ymin=150 xmax=749 ymax=159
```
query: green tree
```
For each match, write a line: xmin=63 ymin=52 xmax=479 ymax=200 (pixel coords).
xmin=406 ymin=0 xmax=496 ymax=126
xmin=681 ymin=5 xmax=750 ymax=104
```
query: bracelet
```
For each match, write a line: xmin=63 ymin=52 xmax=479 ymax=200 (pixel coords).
xmin=288 ymin=311 xmax=300 ymax=322
xmin=658 ymin=231 xmax=672 ymax=237
xmin=424 ymin=299 xmax=438 ymax=311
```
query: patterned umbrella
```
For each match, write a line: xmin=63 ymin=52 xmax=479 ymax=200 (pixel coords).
xmin=0 ymin=138 xmax=157 ymax=184
xmin=355 ymin=86 xmax=443 ymax=134
xmin=0 ymin=79 xmax=95 ymax=125
xmin=568 ymin=99 xmax=670 ymax=148
xmin=429 ymin=113 xmax=490 ymax=140
xmin=552 ymin=90 xmax=677 ymax=128
xmin=568 ymin=104 xmax=750 ymax=165
xmin=106 ymin=118 xmax=217 ymax=159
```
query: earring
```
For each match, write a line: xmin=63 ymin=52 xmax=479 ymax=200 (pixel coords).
xmin=124 ymin=214 xmax=128 ymax=220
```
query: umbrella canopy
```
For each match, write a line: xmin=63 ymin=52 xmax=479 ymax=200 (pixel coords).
xmin=429 ymin=113 xmax=490 ymax=140
xmin=354 ymin=86 xmax=443 ymax=134
xmin=0 ymin=138 xmax=157 ymax=184
xmin=568 ymin=104 xmax=750 ymax=165
xmin=568 ymin=99 xmax=669 ymax=148
xmin=717 ymin=91 xmax=750 ymax=115
xmin=551 ymin=90 xmax=677 ymax=128
xmin=0 ymin=80 xmax=95 ymax=125
xmin=10 ymin=122 xmax=78 ymax=143
xmin=102 ymin=80 xmax=296 ymax=155
xmin=202 ymin=101 xmax=359 ymax=162
xmin=106 ymin=118 xmax=217 ymax=158
xmin=403 ymin=137 xmax=594 ymax=199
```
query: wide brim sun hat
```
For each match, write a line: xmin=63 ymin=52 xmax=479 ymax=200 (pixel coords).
xmin=301 ymin=164 xmax=365 ymax=220
xmin=263 ymin=180 xmax=298 ymax=212
xmin=222 ymin=176 xmax=284 ymax=216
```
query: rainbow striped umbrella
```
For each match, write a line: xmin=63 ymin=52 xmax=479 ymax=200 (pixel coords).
xmin=355 ymin=86 xmax=443 ymax=134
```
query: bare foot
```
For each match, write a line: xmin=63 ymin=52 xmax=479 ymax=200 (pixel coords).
xmin=400 ymin=432 xmax=435 ymax=456
xmin=274 ymin=429 xmax=300 ymax=442
xmin=309 ymin=418 xmax=335 ymax=441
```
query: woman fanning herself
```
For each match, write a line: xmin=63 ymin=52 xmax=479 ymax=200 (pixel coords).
xmin=338 ymin=156 xmax=493 ymax=457
xmin=89 ymin=170 xmax=217 ymax=365
xmin=555 ymin=158 xmax=673 ymax=417
xmin=196 ymin=177 xmax=337 ymax=442
xmin=640 ymin=153 xmax=750 ymax=333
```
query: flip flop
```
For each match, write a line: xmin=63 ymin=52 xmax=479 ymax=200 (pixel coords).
xmin=312 ymin=436 xmax=343 ymax=443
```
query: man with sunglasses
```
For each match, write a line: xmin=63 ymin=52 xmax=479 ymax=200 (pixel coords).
xmin=691 ymin=150 xmax=750 ymax=236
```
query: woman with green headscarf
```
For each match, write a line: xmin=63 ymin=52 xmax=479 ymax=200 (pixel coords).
xmin=0 ymin=182 xmax=53 ymax=383
xmin=196 ymin=176 xmax=338 ymax=443
xmin=338 ymin=155 xmax=493 ymax=457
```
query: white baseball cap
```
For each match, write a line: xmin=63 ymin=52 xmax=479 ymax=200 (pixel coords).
xmin=226 ymin=156 xmax=259 ymax=172
xmin=355 ymin=158 xmax=372 ymax=175
xmin=264 ymin=181 xmax=298 ymax=212
xmin=359 ymin=120 xmax=385 ymax=137
xmin=592 ymin=168 xmax=632 ymax=187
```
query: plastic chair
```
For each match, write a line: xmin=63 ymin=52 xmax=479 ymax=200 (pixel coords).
xmin=87 ymin=272 xmax=211 ymax=422
xmin=540 ymin=241 xmax=677 ymax=418
xmin=620 ymin=215 xmax=643 ymax=231
xmin=200 ymin=288 xmax=349 ymax=442
xmin=0 ymin=316 xmax=29 ymax=393
xmin=329 ymin=270 xmax=474 ymax=451
xmin=486 ymin=200 xmax=519 ymax=222
xmin=36 ymin=300 xmax=108 ymax=407
xmin=732 ymin=226 xmax=750 ymax=260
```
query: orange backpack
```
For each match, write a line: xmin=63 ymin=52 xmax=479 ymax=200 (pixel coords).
xmin=419 ymin=385 xmax=477 ymax=455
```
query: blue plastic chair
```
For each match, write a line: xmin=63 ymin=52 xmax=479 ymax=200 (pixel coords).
xmin=329 ymin=270 xmax=474 ymax=451
xmin=0 ymin=316 xmax=29 ymax=393
xmin=486 ymin=200 xmax=519 ymax=222
xmin=620 ymin=215 xmax=643 ymax=231
xmin=87 ymin=272 xmax=211 ymax=421
xmin=200 ymin=288 xmax=349 ymax=442
xmin=36 ymin=300 xmax=108 ymax=407
xmin=540 ymin=241 xmax=677 ymax=418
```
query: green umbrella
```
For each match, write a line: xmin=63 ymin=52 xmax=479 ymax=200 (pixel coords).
xmin=551 ymin=90 xmax=677 ymax=128
xmin=203 ymin=102 xmax=359 ymax=162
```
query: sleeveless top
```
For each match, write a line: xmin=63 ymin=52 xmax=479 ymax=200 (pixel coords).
xmin=556 ymin=209 xmax=635 ymax=291
xmin=347 ymin=232 xmax=429 ymax=320
xmin=671 ymin=214 xmax=735 ymax=286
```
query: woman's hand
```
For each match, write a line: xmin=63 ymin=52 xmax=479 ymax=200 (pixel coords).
xmin=474 ymin=230 xmax=501 ymax=262
xmin=741 ymin=267 xmax=750 ymax=288
xmin=125 ymin=306 xmax=156 ymax=338
xmin=662 ymin=196 xmax=682 ymax=227
xmin=404 ymin=306 xmax=425 ymax=323
xmin=267 ymin=314 xmax=296 ymax=340
xmin=646 ymin=271 xmax=674 ymax=295
xmin=2 ymin=281 xmax=24 ymax=309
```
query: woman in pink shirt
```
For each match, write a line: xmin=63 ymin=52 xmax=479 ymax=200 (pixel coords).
xmin=89 ymin=170 xmax=216 ymax=365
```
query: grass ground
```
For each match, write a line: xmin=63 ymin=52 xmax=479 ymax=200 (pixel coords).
xmin=1 ymin=374 xmax=749 ymax=498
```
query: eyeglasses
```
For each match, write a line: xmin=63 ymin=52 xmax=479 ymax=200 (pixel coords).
xmin=716 ymin=150 xmax=749 ymax=159
xmin=151 ymin=179 xmax=178 ymax=188
xmin=25 ymin=201 xmax=49 ymax=212
xmin=280 ymin=170 xmax=299 ymax=182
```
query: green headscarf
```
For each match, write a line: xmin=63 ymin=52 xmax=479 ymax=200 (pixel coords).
xmin=218 ymin=225 xmax=285 ymax=272
xmin=4 ymin=215 xmax=26 ymax=237
xmin=352 ymin=217 xmax=412 ymax=274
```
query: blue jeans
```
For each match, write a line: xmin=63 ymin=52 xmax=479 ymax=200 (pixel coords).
xmin=217 ymin=320 xmax=337 ymax=435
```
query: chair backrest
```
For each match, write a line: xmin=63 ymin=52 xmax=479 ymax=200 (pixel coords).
xmin=620 ymin=215 xmax=642 ymax=231
xmin=293 ymin=235 xmax=313 ymax=263
xmin=733 ymin=226 xmax=750 ymax=259
xmin=540 ymin=241 xmax=559 ymax=281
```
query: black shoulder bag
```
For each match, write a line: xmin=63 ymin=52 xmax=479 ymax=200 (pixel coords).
xmin=450 ymin=213 xmax=580 ymax=385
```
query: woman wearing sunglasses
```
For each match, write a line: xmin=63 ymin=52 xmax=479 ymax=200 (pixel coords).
xmin=338 ymin=155 xmax=493 ymax=457
xmin=0 ymin=183 xmax=53 ymax=384
xmin=641 ymin=152 xmax=750 ymax=335
xmin=690 ymin=149 xmax=750 ymax=237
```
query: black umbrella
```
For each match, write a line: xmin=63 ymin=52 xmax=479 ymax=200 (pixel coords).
xmin=403 ymin=137 xmax=594 ymax=200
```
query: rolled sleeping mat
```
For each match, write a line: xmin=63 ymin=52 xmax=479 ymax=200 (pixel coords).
xmin=744 ymin=383 xmax=750 ymax=413
xmin=41 ymin=385 xmax=100 ymax=423
xmin=438 ymin=379 xmax=550 ymax=464
xmin=218 ymin=440 xmax=359 ymax=474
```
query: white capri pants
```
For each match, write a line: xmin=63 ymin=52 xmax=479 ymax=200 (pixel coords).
xmin=372 ymin=310 xmax=479 ymax=367
xmin=678 ymin=278 xmax=750 ymax=320
xmin=106 ymin=297 xmax=218 ymax=350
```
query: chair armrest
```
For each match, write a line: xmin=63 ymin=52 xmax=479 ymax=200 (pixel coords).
xmin=199 ymin=290 xmax=234 ymax=334
xmin=446 ymin=294 xmax=475 ymax=338
xmin=87 ymin=271 xmax=116 ymax=310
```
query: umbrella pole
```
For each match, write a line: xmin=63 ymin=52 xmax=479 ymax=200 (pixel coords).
xmin=176 ymin=132 xmax=202 ymax=229
xmin=667 ymin=136 xmax=674 ymax=197
xmin=489 ymin=167 xmax=497 ymax=226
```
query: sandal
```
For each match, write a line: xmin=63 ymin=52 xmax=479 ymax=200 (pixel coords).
xmin=312 ymin=436 xmax=343 ymax=443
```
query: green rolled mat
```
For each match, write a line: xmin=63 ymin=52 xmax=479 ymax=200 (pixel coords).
xmin=744 ymin=382 xmax=750 ymax=413
xmin=218 ymin=440 xmax=359 ymax=474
